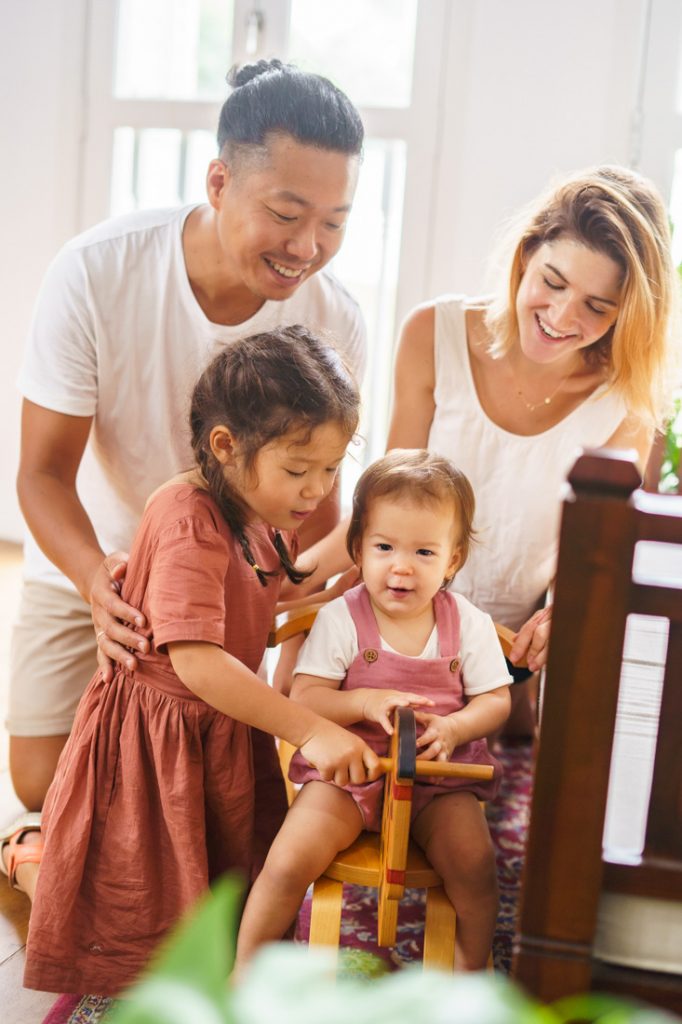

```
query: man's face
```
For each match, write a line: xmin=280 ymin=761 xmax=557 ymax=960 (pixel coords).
xmin=207 ymin=134 xmax=359 ymax=301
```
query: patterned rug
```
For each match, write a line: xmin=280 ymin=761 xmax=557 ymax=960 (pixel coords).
xmin=42 ymin=738 xmax=534 ymax=1023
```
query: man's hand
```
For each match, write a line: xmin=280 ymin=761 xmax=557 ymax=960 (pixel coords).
xmin=90 ymin=552 xmax=149 ymax=681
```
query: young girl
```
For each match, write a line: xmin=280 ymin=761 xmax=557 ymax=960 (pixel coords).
xmin=23 ymin=326 xmax=379 ymax=997
xmin=236 ymin=449 xmax=512 ymax=972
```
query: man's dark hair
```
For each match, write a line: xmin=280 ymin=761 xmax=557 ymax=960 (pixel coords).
xmin=217 ymin=59 xmax=364 ymax=160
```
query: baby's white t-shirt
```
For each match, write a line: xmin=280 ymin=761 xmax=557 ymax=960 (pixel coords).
xmin=294 ymin=592 xmax=512 ymax=696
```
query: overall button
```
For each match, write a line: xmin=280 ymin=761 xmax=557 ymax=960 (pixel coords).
xmin=363 ymin=648 xmax=378 ymax=663
xmin=449 ymin=658 xmax=460 ymax=672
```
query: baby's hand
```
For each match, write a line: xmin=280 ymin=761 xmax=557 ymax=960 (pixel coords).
xmin=414 ymin=711 xmax=459 ymax=762
xmin=361 ymin=690 xmax=434 ymax=735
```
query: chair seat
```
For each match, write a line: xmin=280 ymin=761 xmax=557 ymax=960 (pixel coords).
xmin=324 ymin=834 xmax=441 ymax=889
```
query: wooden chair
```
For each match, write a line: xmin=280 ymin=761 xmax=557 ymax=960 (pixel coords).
xmin=268 ymin=609 xmax=517 ymax=969
xmin=512 ymin=449 xmax=682 ymax=1014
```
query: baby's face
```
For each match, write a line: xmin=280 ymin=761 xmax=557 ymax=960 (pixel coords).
xmin=356 ymin=496 xmax=462 ymax=620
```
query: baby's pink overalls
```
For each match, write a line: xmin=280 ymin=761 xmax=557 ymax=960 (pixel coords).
xmin=289 ymin=583 xmax=501 ymax=829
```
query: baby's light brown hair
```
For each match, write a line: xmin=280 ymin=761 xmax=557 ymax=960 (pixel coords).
xmin=346 ymin=449 xmax=476 ymax=588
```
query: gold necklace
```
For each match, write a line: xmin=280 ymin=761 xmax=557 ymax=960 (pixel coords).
xmin=515 ymin=375 xmax=568 ymax=413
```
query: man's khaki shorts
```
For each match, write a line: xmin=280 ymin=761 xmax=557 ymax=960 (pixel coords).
xmin=6 ymin=580 xmax=97 ymax=737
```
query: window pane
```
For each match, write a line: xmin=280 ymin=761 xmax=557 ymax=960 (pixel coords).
xmin=115 ymin=0 xmax=233 ymax=100
xmin=332 ymin=138 xmax=406 ymax=490
xmin=288 ymin=0 xmax=418 ymax=108
xmin=110 ymin=127 xmax=215 ymax=215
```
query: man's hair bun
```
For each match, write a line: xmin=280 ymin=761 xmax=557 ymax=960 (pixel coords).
xmin=226 ymin=59 xmax=285 ymax=89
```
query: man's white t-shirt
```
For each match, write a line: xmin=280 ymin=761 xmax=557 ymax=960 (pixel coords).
xmin=294 ymin=592 xmax=512 ymax=696
xmin=18 ymin=205 xmax=367 ymax=589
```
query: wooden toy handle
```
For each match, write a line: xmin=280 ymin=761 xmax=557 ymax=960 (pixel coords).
xmin=376 ymin=756 xmax=494 ymax=780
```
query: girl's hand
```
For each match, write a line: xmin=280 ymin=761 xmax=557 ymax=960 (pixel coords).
xmin=414 ymin=711 xmax=459 ymax=762
xmin=361 ymin=689 xmax=435 ymax=734
xmin=509 ymin=605 xmax=552 ymax=673
xmin=299 ymin=720 xmax=381 ymax=787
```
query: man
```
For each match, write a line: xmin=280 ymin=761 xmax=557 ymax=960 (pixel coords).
xmin=2 ymin=59 xmax=365 ymax=897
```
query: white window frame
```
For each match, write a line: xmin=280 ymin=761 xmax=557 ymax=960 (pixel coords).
xmin=80 ymin=0 xmax=456 ymax=333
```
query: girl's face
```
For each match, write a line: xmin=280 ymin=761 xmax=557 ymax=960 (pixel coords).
xmin=515 ymin=237 xmax=622 ymax=368
xmin=229 ymin=421 xmax=350 ymax=531
xmin=356 ymin=496 xmax=462 ymax=621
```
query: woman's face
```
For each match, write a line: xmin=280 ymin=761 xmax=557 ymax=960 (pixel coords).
xmin=515 ymin=237 xmax=622 ymax=367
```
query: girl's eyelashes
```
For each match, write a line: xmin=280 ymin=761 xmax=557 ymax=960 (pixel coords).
xmin=587 ymin=303 xmax=608 ymax=316
xmin=417 ymin=548 xmax=435 ymax=557
xmin=285 ymin=466 xmax=340 ymax=478
xmin=542 ymin=276 xmax=563 ymax=291
xmin=375 ymin=543 xmax=392 ymax=552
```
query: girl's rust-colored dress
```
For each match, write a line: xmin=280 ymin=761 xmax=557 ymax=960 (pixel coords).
xmin=24 ymin=483 xmax=289 ymax=996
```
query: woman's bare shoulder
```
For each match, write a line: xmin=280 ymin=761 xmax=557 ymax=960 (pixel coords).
xmin=399 ymin=301 xmax=436 ymax=346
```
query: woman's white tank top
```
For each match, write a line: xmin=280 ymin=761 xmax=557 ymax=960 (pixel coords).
xmin=427 ymin=296 xmax=626 ymax=630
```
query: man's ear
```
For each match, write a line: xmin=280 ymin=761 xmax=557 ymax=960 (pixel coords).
xmin=206 ymin=159 xmax=231 ymax=211
xmin=209 ymin=425 xmax=238 ymax=465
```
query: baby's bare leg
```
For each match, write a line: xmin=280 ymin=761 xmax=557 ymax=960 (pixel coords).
xmin=412 ymin=791 xmax=498 ymax=971
xmin=235 ymin=781 xmax=363 ymax=972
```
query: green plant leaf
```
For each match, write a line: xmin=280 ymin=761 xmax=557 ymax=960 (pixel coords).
xmin=551 ymin=991 xmax=680 ymax=1023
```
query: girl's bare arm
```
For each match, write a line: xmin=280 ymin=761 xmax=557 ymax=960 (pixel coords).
xmin=168 ymin=642 xmax=379 ymax=785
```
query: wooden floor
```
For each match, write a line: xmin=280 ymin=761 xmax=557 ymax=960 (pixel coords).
xmin=0 ymin=543 xmax=57 ymax=1022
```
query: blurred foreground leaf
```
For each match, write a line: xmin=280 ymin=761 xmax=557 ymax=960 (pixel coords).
xmin=105 ymin=874 xmax=242 ymax=1024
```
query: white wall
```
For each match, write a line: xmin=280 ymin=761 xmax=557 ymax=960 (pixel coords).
xmin=0 ymin=0 xmax=87 ymax=540
xmin=426 ymin=0 xmax=649 ymax=302
xmin=0 ymin=0 xmax=678 ymax=541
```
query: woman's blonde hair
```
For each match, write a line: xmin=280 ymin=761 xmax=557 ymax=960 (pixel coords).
xmin=485 ymin=165 xmax=680 ymax=427
xmin=346 ymin=449 xmax=475 ymax=589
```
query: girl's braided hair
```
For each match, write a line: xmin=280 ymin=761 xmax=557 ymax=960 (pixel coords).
xmin=189 ymin=325 xmax=359 ymax=585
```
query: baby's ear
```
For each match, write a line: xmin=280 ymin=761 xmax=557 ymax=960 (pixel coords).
xmin=447 ymin=545 xmax=463 ymax=579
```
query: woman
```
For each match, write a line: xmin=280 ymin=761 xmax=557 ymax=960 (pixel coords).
xmin=387 ymin=166 xmax=679 ymax=727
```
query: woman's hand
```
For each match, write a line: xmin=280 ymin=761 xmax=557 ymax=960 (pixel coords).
xmin=361 ymin=689 xmax=435 ymax=734
xmin=299 ymin=720 xmax=381 ymax=787
xmin=414 ymin=712 xmax=459 ymax=761
xmin=509 ymin=606 xmax=552 ymax=673
xmin=90 ymin=552 xmax=149 ymax=680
